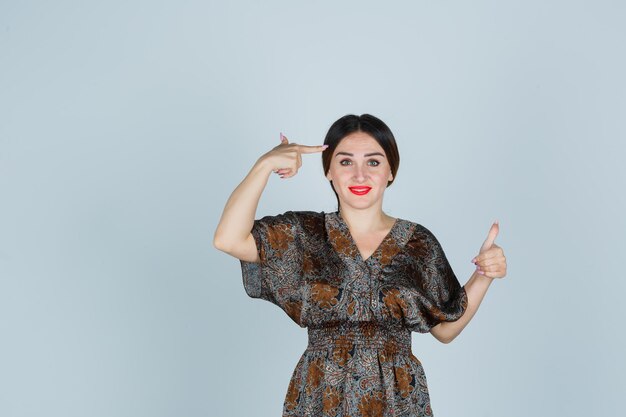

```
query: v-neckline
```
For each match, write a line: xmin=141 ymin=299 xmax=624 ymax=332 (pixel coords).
xmin=334 ymin=211 xmax=399 ymax=263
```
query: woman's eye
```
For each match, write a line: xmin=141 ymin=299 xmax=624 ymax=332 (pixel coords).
xmin=339 ymin=159 xmax=380 ymax=166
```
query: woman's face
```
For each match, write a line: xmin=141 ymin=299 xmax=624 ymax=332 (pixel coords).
xmin=326 ymin=131 xmax=394 ymax=211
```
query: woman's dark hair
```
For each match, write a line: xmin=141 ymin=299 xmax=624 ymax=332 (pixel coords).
xmin=322 ymin=114 xmax=400 ymax=211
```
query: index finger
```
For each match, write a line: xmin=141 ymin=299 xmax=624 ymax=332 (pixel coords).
xmin=296 ymin=144 xmax=329 ymax=154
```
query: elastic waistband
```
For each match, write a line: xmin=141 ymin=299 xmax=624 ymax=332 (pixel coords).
xmin=307 ymin=321 xmax=411 ymax=353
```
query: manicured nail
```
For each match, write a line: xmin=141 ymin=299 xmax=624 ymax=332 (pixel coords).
xmin=471 ymin=258 xmax=476 ymax=263
xmin=322 ymin=144 xmax=329 ymax=149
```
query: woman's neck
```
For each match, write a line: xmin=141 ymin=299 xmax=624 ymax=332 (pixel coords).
xmin=338 ymin=205 xmax=394 ymax=235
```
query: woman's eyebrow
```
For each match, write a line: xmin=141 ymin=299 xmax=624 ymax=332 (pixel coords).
xmin=335 ymin=151 xmax=386 ymax=158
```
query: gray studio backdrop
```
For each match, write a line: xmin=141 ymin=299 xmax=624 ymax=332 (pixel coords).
xmin=1 ymin=1 xmax=624 ymax=416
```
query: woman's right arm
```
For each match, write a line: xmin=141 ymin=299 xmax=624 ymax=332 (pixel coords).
xmin=212 ymin=157 xmax=273 ymax=262
xmin=212 ymin=137 xmax=328 ymax=262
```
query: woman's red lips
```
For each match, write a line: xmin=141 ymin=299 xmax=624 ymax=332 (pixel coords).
xmin=349 ymin=186 xmax=372 ymax=195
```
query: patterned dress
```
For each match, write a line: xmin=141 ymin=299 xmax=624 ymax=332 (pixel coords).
xmin=240 ymin=210 xmax=468 ymax=417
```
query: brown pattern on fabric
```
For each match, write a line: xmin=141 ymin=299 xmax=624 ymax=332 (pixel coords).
xmin=239 ymin=210 xmax=468 ymax=416
xmin=311 ymin=282 xmax=340 ymax=309
xmin=394 ymin=363 xmax=415 ymax=399
xmin=267 ymin=221 xmax=295 ymax=253
xmin=402 ymin=237 xmax=428 ymax=261
xmin=328 ymin=226 xmax=359 ymax=259
xmin=302 ymin=252 xmax=320 ymax=275
xmin=323 ymin=385 xmax=343 ymax=416
xmin=381 ymin=288 xmax=408 ymax=320
xmin=378 ymin=236 xmax=402 ymax=265
xmin=347 ymin=298 xmax=356 ymax=316
xmin=332 ymin=333 xmax=354 ymax=366
xmin=283 ymin=300 xmax=303 ymax=324
xmin=306 ymin=356 xmax=325 ymax=395
xmin=358 ymin=390 xmax=386 ymax=417
xmin=302 ymin=212 xmax=327 ymax=239
xmin=285 ymin=376 xmax=301 ymax=412
xmin=380 ymin=338 xmax=400 ymax=363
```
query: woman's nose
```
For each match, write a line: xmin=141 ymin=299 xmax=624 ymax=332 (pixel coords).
xmin=353 ymin=164 xmax=368 ymax=182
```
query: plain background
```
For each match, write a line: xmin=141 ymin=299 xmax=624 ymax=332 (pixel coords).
xmin=1 ymin=1 xmax=625 ymax=416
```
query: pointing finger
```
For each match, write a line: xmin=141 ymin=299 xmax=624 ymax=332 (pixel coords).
xmin=297 ymin=144 xmax=329 ymax=154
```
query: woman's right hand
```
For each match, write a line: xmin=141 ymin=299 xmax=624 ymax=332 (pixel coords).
xmin=260 ymin=133 xmax=329 ymax=179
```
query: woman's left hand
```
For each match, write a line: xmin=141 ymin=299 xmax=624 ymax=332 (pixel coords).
xmin=471 ymin=221 xmax=507 ymax=279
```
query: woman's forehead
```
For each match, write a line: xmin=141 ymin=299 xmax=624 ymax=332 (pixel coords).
xmin=335 ymin=132 xmax=384 ymax=155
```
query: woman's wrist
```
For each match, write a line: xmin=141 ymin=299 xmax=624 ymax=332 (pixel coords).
xmin=252 ymin=155 xmax=275 ymax=177
xmin=256 ymin=154 xmax=276 ymax=175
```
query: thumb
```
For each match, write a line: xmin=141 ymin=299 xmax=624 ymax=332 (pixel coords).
xmin=480 ymin=220 xmax=499 ymax=252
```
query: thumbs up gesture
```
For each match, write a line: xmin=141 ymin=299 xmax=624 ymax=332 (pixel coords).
xmin=471 ymin=221 xmax=507 ymax=279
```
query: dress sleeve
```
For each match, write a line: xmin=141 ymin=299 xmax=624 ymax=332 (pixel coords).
xmin=239 ymin=210 xmax=305 ymax=327
xmin=401 ymin=224 xmax=468 ymax=333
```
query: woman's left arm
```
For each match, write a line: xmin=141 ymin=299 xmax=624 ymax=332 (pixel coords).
xmin=430 ymin=222 xmax=507 ymax=344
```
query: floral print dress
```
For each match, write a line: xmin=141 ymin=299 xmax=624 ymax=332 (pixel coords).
xmin=240 ymin=210 xmax=468 ymax=417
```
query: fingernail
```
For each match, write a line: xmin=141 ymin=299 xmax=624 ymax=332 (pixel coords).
xmin=322 ymin=144 xmax=329 ymax=149
xmin=471 ymin=258 xmax=476 ymax=263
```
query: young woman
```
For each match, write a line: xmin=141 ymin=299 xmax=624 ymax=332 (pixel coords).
xmin=213 ymin=114 xmax=507 ymax=416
